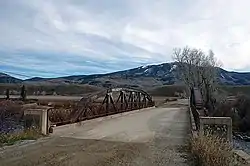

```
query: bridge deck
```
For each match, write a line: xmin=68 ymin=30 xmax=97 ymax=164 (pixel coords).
xmin=0 ymin=101 xmax=190 ymax=166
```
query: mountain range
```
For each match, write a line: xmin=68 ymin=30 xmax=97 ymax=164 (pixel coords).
xmin=1 ymin=62 xmax=250 ymax=88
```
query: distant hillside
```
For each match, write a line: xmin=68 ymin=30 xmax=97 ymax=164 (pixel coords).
xmin=0 ymin=73 xmax=22 ymax=83
xmin=218 ymin=68 xmax=250 ymax=85
xmin=1 ymin=63 xmax=250 ymax=88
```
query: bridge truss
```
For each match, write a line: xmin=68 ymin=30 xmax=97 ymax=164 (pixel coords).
xmin=48 ymin=88 xmax=155 ymax=126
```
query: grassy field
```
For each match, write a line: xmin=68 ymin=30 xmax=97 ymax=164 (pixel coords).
xmin=149 ymin=85 xmax=250 ymax=97
xmin=1 ymin=83 xmax=250 ymax=97
xmin=0 ymin=84 xmax=187 ymax=97
xmin=0 ymin=83 xmax=101 ymax=96
xmin=219 ymin=85 xmax=250 ymax=96
xmin=148 ymin=85 xmax=187 ymax=97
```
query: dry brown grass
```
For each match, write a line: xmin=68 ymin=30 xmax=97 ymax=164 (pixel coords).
xmin=212 ymin=94 xmax=250 ymax=132
xmin=0 ymin=128 xmax=42 ymax=146
xmin=0 ymin=83 xmax=102 ymax=96
xmin=0 ymin=100 xmax=23 ymax=118
xmin=190 ymin=134 xmax=233 ymax=166
xmin=0 ymin=100 xmax=42 ymax=146
xmin=149 ymin=85 xmax=187 ymax=97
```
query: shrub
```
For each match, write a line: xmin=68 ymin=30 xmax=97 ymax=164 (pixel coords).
xmin=0 ymin=100 xmax=23 ymax=120
xmin=210 ymin=94 xmax=250 ymax=132
xmin=233 ymin=95 xmax=250 ymax=132
xmin=20 ymin=85 xmax=27 ymax=101
xmin=165 ymin=98 xmax=178 ymax=102
xmin=149 ymin=85 xmax=186 ymax=97
xmin=190 ymin=134 xmax=233 ymax=166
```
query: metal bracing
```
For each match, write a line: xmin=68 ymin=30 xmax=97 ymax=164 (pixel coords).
xmin=48 ymin=87 xmax=155 ymax=126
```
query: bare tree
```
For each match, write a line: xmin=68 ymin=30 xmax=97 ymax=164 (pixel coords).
xmin=173 ymin=46 xmax=221 ymax=112
xmin=5 ymin=89 xmax=10 ymax=100
xmin=20 ymin=85 xmax=26 ymax=101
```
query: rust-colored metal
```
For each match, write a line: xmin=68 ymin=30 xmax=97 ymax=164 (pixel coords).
xmin=48 ymin=87 xmax=155 ymax=126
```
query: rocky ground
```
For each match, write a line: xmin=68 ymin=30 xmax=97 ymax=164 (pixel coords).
xmin=234 ymin=138 xmax=250 ymax=154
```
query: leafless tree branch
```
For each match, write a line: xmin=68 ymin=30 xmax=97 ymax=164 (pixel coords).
xmin=173 ymin=46 xmax=222 ymax=113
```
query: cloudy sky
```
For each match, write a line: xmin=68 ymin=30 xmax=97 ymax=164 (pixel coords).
xmin=0 ymin=0 xmax=250 ymax=78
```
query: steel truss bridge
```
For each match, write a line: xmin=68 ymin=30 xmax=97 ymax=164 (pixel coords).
xmin=48 ymin=87 xmax=155 ymax=126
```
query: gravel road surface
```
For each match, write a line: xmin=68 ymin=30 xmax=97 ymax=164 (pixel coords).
xmin=0 ymin=104 xmax=190 ymax=166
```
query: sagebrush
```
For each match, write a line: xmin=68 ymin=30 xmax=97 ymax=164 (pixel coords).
xmin=190 ymin=134 xmax=233 ymax=166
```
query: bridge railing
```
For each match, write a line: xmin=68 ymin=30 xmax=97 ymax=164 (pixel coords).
xmin=189 ymin=102 xmax=232 ymax=142
xmin=190 ymin=103 xmax=200 ymax=131
xmin=189 ymin=88 xmax=249 ymax=165
xmin=47 ymin=88 xmax=155 ymax=126
xmin=189 ymin=87 xmax=233 ymax=141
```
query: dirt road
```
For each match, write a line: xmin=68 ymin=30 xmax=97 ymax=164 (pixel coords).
xmin=0 ymin=103 xmax=190 ymax=166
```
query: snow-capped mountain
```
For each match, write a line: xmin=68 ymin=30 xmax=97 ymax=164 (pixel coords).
xmin=1 ymin=62 xmax=250 ymax=87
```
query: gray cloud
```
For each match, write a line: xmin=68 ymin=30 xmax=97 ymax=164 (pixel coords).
xmin=0 ymin=0 xmax=250 ymax=78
